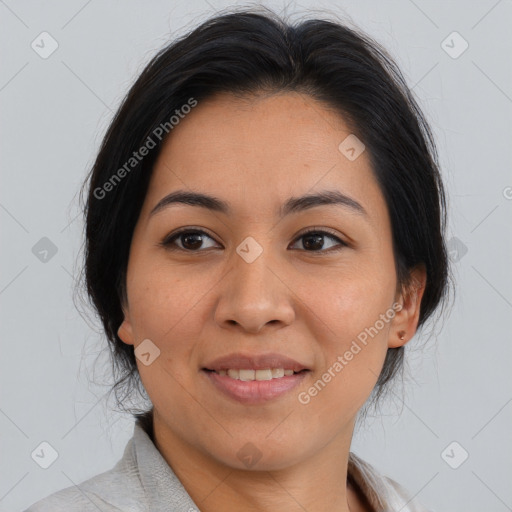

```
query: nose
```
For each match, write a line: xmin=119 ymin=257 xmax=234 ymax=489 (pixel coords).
xmin=213 ymin=243 xmax=296 ymax=334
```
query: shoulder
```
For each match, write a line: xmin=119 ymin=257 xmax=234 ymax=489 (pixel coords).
xmin=348 ymin=452 xmax=437 ymax=512
xmin=23 ymin=437 xmax=145 ymax=512
xmin=23 ymin=417 xmax=200 ymax=512
xmin=22 ymin=477 xmax=124 ymax=511
xmin=382 ymin=476 xmax=437 ymax=512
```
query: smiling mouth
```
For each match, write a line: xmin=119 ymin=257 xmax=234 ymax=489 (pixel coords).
xmin=203 ymin=368 xmax=308 ymax=381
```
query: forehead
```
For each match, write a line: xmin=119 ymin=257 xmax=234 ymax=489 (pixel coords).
xmin=143 ymin=91 xmax=386 ymax=222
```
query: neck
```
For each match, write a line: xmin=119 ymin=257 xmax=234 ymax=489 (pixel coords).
xmin=150 ymin=410 xmax=367 ymax=512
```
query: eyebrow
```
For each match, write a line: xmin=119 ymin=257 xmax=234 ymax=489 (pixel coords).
xmin=149 ymin=189 xmax=367 ymax=218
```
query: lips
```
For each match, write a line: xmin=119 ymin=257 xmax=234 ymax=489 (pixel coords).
xmin=203 ymin=352 xmax=309 ymax=372
xmin=202 ymin=352 xmax=310 ymax=404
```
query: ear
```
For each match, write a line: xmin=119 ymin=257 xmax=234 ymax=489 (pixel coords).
xmin=388 ymin=265 xmax=427 ymax=348
xmin=117 ymin=303 xmax=135 ymax=346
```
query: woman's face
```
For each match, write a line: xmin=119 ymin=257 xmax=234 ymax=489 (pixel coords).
xmin=118 ymin=91 xmax=424 ymax=470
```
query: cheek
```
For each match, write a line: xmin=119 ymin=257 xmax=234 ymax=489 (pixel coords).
xmin=126 ymin=259 xmax=208 ymax=340
xmin=126 ymin=265 xmax=210 ymax=410
xmin=297 ymin=257 xmax=395 ymax=343
xmin=293 ymin=262 xmax=394 ymax=403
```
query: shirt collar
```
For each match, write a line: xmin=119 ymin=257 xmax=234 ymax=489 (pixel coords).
xmin=129 ymin=417 xmax=200 ymax=512
xmin=131 ymin=413 xmax=413 ymax=511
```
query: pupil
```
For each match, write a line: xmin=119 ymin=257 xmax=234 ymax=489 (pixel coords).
xmin=303 ymin=234 xmax=323 ymax=250
xmin=183 ymin=233 xmax=203 ymax=249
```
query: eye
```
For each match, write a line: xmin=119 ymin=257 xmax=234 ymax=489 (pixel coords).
xmin=289 ymin=228 xmax=347 ymax=253
xmin=160 ymin=228 xmax=220 ymax=252
xmin=161 ymin=227 xmax=348 ymax=254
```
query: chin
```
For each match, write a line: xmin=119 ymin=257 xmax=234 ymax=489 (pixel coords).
xmin=208 ymin=437 xmax=311 ymax=472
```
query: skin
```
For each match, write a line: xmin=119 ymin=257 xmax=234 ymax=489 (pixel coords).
xmin=118 ymin=91 xmax=426 ymax=512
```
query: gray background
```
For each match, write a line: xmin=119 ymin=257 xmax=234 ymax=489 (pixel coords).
xmin=1 ymin=1 xmax=511 ymax=511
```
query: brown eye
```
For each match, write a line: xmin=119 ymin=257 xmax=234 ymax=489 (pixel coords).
xmin=160 ymin=227 xmax=347 ymax=254
xmin=161 ymin=229 xmax=219 ymax=252
xmin=290 ymin=229 xmax=347 ymax=253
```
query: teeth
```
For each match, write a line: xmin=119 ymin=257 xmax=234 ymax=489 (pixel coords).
xmin=239 ymin=369 xmax=255 ymax=381
xmin=216 ymin=368 xmax=298 ymax=380
xmin=227 ymin=369 xmax=239 ymax=379
xmin=255 ymin=369 xmax=272 ymax=381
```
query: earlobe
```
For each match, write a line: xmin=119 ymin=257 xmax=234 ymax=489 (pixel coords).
xmin=388 ymin=265 xmax=427 ymax=349
xmin=388 ymin=327 xmax=408 ymax=349
xmin=117 ymin=310 xmax=135 ymax=346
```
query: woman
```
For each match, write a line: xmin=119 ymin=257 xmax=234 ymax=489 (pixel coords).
xmin=25 ymin=6 xmax=449 ymax=512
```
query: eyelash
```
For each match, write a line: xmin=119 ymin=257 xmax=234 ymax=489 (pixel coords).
xmin=159 ymin=227 xmax=348 ymax=254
